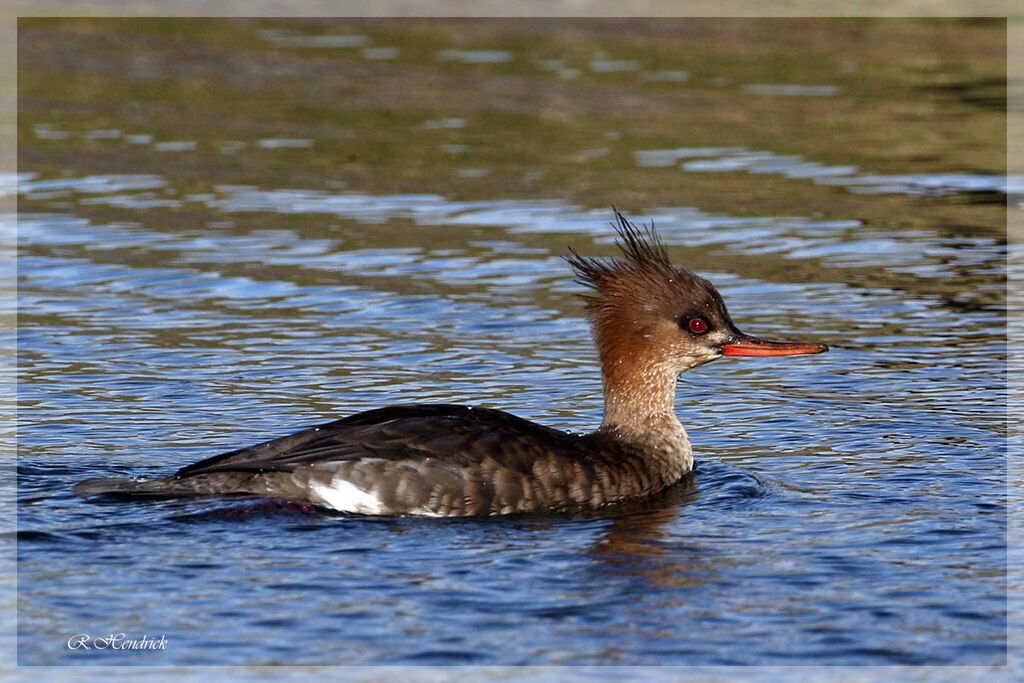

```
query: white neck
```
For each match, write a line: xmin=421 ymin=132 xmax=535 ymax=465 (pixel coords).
xmin=599 ymin=362 xmax=689 ymax=454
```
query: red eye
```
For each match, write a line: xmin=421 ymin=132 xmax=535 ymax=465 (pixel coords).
xmin=688 ymin=318 xmax=708 ymax=334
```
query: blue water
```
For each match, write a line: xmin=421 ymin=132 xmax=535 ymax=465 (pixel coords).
xmin=15 ymin=183 xmax=1008 ymax=667
xmin=14 ymin=17 xmax=1009 ymax=672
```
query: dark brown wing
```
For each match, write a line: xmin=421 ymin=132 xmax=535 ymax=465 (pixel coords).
xmin=175 ymin=404 xmax=590 ymax=479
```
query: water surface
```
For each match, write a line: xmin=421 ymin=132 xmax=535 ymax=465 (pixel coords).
xmin=15 ymin=18 xmax=1008 ymax=669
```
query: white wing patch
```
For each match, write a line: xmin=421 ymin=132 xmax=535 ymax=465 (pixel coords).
xmin=309 ymin=477 xmax=442 ymax=517
xmin=310 ymin=478 xmax=386 ymax=515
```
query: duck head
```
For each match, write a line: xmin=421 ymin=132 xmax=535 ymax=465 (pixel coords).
xmin=565 ymin=210 xmax=828 ymax=380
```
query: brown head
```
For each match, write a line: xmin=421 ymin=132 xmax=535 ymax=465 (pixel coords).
xmin=565 ymin=210 xmax=827 ymax=429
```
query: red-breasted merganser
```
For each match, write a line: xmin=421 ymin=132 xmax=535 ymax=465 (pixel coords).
xmin=75 ymin=211 xmax=828 ymax=516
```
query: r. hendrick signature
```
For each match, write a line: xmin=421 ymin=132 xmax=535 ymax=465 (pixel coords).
xmin=67 ymin=633 xmax=168 ymax=651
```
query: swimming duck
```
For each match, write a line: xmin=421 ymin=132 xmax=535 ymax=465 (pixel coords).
xmin=75 ymin=211 xmax=828 ymax=516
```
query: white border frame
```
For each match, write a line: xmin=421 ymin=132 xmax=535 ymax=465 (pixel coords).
xmin=3 ymin=3 xmax=1016 ymax=681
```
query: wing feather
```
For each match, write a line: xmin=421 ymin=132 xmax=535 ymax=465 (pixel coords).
xmin=174 ymin=404 xmax=582 ymax=479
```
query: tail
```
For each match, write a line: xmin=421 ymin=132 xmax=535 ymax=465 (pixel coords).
xmin=73 ymin=476 xmax=197 ymax=498
xmin=74 ymin=471 xmax=285 ymax=499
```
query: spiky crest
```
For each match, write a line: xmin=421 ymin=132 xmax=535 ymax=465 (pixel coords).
xmin=563 ymin=208 xmax=702 ymax=314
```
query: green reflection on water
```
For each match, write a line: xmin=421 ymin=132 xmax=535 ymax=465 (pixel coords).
xmin=18 ymin=17 xmax=1006 ymax=234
